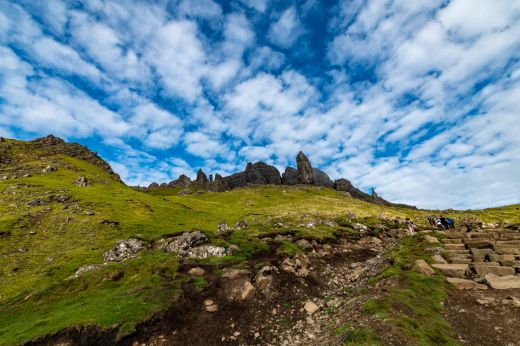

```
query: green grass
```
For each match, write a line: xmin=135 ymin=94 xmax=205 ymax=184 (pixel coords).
xmin=363 ymin=237 xmax=458 ymax=345
xmin=332 ymin=324 xmax=381 ymax=345
xmin=0 ymin=138 xmax=518 ymax=345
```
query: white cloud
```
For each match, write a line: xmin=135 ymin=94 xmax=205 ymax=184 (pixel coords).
xmin=268 ymin=6 xmax=305 ymax=49
xmin=177 ymin=0 xmax=222 ymax=20
xmin=239 ymin=0 xmax=270 ymax=13
xmin=146 ymin=20 xmax=206 ymax=101
xmin=129 ymin=103 xmax=183 ymax=149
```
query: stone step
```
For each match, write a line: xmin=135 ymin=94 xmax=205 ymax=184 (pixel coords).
xmin=471 ymin=263 xmax=516 ymax=276
xmin=498 ymin=232 xmax=520 ymax=239
xmin=444 ymin=244 xmax=467 ymax=250
xmin=493 ymin=245 xmax=520 ymax=255
xmin=444 ymin=249 xmax=471 ymax=255
xmin=432 ymin=263 xmax=469 ymax=278
xmin=464 ymin=240 xmax=495 ymax=249
xmin=470 ymin=248 xmax=496 ymax=262
xmin=445 ymin=232 xmax=465 ymax=239
xmin=449 ymin=258 xmax=473 ymax=264
xmin=446 ymin=277 xmax=488 ymax=290
xmin=484 ymin=274 xmax=520 ymax=289
xmin=443 ymin=238 xmax=463 ymax=244
xmin=466 ymin=233 xmax=496 ymax=239
xmin=495 ymin=240 xmax=520 ymax=246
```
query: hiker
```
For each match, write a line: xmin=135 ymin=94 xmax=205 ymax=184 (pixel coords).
xmin=405 ymin=218 xmax=415 ymax=235
xmin=434 ymin=217 xmax=444 ymax=230
xmin=440 ymin=216 xmax=449 ymax=230
xmin=446 ymin=218 xmax=455 ymax=229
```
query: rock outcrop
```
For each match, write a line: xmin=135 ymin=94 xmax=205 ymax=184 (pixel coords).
xmin=224 ymin=162 xmax=281 ymax=189
xmin=210 ymin=174 xmax=228 ymax=192
xmin=313 ymin=168 xmax=333 ymax=188
xmin=194 ymin=169 xmax=209 ymax=187
xmin=296 ymin=151 xmax=315 ymax=184
xmin=169 ymin=174 xmax=192 ymax=187
xmin=281 ymin=167 xmax=298 ymax=185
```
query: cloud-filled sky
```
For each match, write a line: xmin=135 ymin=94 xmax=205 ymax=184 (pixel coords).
xmin=1 ymin=0 xmax=519 ymax=210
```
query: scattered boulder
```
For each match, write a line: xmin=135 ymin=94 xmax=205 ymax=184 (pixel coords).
xmin=296 ymin=151 xmax=314 ymax=184
xmin=254 ymin=266 xmax=274 ymax=291
xmin=103 ymin=238 xmax=144 ymax=262
xmin=281 ymin=167 xmax=298 ymax=185
xmin=296 ymin=239 xmax=313 ymax=251
xmin=186 ymin=245 xmax=228 ymax=258
xmin=204 ymin=299 xmax=218 ymax=312
xmin=415 ymin=259 xmax=435 ymax=276
xmin=484 ymin=274 xmax=520 ymax=289
xmin=216 ymin=222 xmax=231 ymax=236
xmin=73 ymin=176 xmax=91 ymax=187
xmin=71 ymin=264 xmax=102 ymax=278
xmin=26 ymin=199 xmax=47 ymax=207
xmin=233 ymin=220 xmax=248 ymax=230
xmin=188 ymin=267 xmax=206 ymax=276
xmin=42 ymin=165 xmax=56 ymax=173
xmin=280 ymin=253 xmax=310 ymax=276
xmin=220 ymin=268 xmax=255 ymax=301
xmin=157 ymin=231 xmax=208 ymax=253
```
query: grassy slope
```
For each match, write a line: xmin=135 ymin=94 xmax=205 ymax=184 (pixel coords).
xmin=0 ymin=138 xmax=519 ymax=345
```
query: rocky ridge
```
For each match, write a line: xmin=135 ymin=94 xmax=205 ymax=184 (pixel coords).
xmin=146 ymin=150 xmax=415 ymax=209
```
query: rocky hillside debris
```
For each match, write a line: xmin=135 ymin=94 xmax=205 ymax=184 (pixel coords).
xmin=155 ymin=231 xmax=235 ymax=258
xmin=303 ymin=301 xmax=319 ymax=315
xmin=41 ymin=165 xmax=56 ymax=174
xmin=281 ymin=167 xmax=298 ymax=185
xmin=103 ymin=238 xmax=144 ymax=262
xmin=73 ymin=176 xmax=91 ymax=187
xmin=296 ymin=151 xmax=315 ymax=184
xmin=188 ymin=267 xmax=205 ymax=276
xmin=296 ymin=239 xmax=313 ymax=251
xmin=71 ymin=264 xmax=102 ymax=278
xmin=204 ymin=299 xmax=219 ymax=312
xmin=26 ymin=199 xmax=47 ymax=207
xmin=281 ymin=253 xmax=310 ymax=276
xmin=220 ymin=268 xmax=256 ymax=301
xmin=254 ymin=266 xmax=275 ymax=292
xmin=216 ymin=223 xmax=231 ymax=236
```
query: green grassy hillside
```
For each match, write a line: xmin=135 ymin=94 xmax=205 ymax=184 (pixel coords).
xmin=0 ymin=138 xmax=518 ymax=345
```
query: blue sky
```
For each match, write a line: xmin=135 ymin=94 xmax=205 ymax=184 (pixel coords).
xmin=1 ymin=0 xmax=520 ymax=209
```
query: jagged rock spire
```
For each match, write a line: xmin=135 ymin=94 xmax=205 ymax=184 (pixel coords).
xmin=296 ymin=151 xmax=315 ymax=184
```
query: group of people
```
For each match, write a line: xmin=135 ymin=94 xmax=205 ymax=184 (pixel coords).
xmin=428 ymin=216 xmax=455 ymax=230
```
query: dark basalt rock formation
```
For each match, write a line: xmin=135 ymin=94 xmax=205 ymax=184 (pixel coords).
xmin=210 ymin=173 xmax=228 ymax=192
xmin=296 ymin=151 xmax=315 ymax=184
xmin=32 ymin=135 xmax=122 ymax=182
xmin=224 ymin=162 xmax=281 ymax=189
xmin=169 ymin=174 xmax=192 ymax=187
xmin=282 ymin=167 xmax=298 ymax=185
xmin=313 ymin=168 xmax=334 ymax=188
xmin=334 ymin=178 xmax=374 ymax=203
xmin=195 ymin=169 xmax=209 ymax=186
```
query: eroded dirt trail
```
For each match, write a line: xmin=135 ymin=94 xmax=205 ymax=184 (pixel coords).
xmin=132 ymin=237 xmax=392 ymax=346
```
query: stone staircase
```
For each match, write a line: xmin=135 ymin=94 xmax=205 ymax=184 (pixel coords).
xmin=431 ymin=227 xmax=520 ymax=290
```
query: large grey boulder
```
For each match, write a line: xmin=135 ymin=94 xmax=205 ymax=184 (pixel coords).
xmin=282 ymin=167 xmax=298 ymax=185
xmin=157 ymin=231 xmax=209 ymax=253
xmin=296 ymin=151 xmax=315 ymax=184
xmin=313 ymin=168 xmax=333 ymax=187
xmin=103 ymin=238 xmax=144 ymax=262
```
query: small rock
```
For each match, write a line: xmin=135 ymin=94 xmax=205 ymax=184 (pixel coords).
xmin=188 ymin=267 xmax=206 ymax=276
xmin=476 ymin=297 xmax=496 ymax=305
xmin=241 ymin=281 xmax=256 ymax=300
xmin=304 ymin=301 xmax=319 ymax=314
xmin=296 ymin=239 xmax=313 ymax=251
xmin=73 ymin=176 xmax=90 ymax=187
xmin=510 ymin=296 xmax=520 ymax=308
